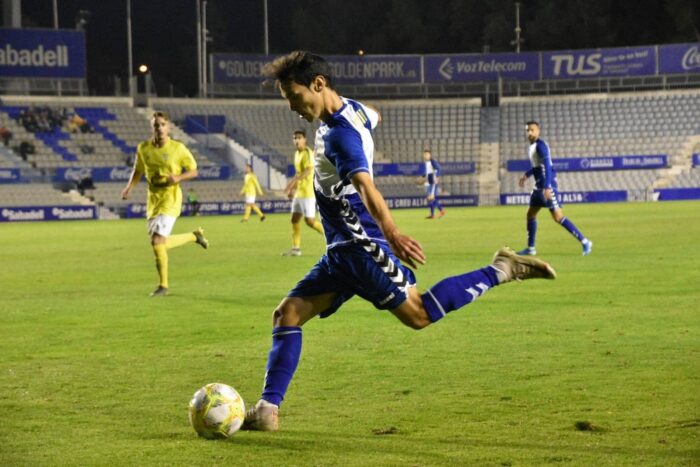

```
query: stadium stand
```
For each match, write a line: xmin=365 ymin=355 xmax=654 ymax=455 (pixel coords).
xmin=152 ymin=97 xmax=482 ymax=164
xmin=151 ymin=97 xmax=483 ymax=197
xmin=500 ymin=92 xmax=700 ymax=159
xmin=0 ymin=96 xmax=234 ymax=216
xmin=2 ymin=88 xmax=700 ymax=217
xmin=151 ymin=98 xmax=317 ymax=172
xmin=0 ymin=96 xmax=218 ymax=170
xmin=666 ymin=168 xmax=700 ymax=187
xmin=499 ymin=89 xmax=700 ymax=196
xmin=371 ymin=99 xmax=481 ymax=164
xmin=0 ymin=183 xmax=88 ymax=206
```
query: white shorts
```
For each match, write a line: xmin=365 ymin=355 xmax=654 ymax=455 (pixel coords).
xmin=147 ymin=214 xmax=177 ymax=237
xmin=291 ymin=197 xmax=316 ymax=218
xmin=245 ymin=195 xmax=257 ymax=204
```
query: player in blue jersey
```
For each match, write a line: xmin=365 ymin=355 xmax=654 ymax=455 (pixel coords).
xmin=421 ymin=149 xmax=445 ymax=219
xmin=241 ymin=52 xmax=558 ymax=431
xmin=517 ymin=121 xmax=593 ymax=256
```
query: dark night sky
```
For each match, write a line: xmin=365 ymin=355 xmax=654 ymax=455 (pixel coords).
xmin=8 ymin=0 xmax=700 ymax=96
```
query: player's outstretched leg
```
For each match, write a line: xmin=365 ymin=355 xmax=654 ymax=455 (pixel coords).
xmin=426 ymin=200 xmax=436 ymax=219
xmin=252 ymin=204 xmax=265 ymax=221
xmin=305 ymin=217 xmax=323 ymax=234
xmin=558 ymin=216 xmax=592 ymax=256
xmin=282 ymin=222 xmax=303 ymax=256
xmin=242 ymin=325 xmax=302 ymax=431
xmin=193 ymin=227 xmax=209 ymax=249
xmin=420 ymin=247 xmax=555 ymax=324
xmin=490 ymin=247 xmax=556 ymax=282
xmin=242 ymin=399 xmax=279 ymax=432
xmin=150 ymin=285 xmax=168 ymax=297
xmin=435 ymin=199 xmax=445 ymax=218
xmin=151 ymin=244 xmax=169 ymax=297
xmin=518 ymin=218 xmax=537 ymax=255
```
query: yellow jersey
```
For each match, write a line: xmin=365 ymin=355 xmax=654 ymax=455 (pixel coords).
xmin=293 ymin=147 xmax=315 ymax=199
xmin=135 ymin=138 xmax=197 ymax=219
xmin=240 ymin=173 xmax=263 ymax=196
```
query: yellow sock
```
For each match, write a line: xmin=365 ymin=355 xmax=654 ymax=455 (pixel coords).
xmin=165 ymin=233 xmax=195 ymax=250
xmin=253 ymin=205 xmax=264 ymax=217
xmin=312 ymin=220 xmax=324 ymax=234
xmin=243 ymin=205 xmax=252 ymax=220
xmin=153 ymin=244 xmax=168 ymax=288
xmin=292 ymin=222 xmax=301 ymax=248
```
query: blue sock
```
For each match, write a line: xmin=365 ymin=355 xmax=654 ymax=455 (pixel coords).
xmin=429 ymin=200 xmax=435 ymax=216
xmin=560 ymin=217 xmax=585 ymax=242
xmin=421 ymin=266 xmax=499 ymax=323
xmin=435 ymin=199 xmax=443 ymax=212
xmin=261 ymin=326 xmax=302 ymax=407
xmin=527 ymin=218 xmax=537 ymax=248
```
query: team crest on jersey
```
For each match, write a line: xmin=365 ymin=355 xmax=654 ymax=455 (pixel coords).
xmin=354 ymin=108 xmax=368 ymax=126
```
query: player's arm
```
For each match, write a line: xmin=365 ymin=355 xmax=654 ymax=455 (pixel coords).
xmin=167 ymin=168 xmax=198 ymax=185
xmin=351 ymin=171 xmax=425 ymax=268
xmin=432 ymin=160 xmax=441 ymax=184
xmin=121 ymin=153 xmax=142 ymax=199
xmin=518 ymin=168 xmax=534 ymax=187
xmin=285 ymin=150 xmax=313 ymax=196
xmin=284 ymin=178 xmax=298 ymax=199
xmin=286 ymin=167 xmax=312 ymax=188
xmin=167 ymin=147 xmax=199 ymax=185
xmin=364 ymin=104 xmax=382 ymax=126
xmin=538 ymin=142 xmax=554 ymax=198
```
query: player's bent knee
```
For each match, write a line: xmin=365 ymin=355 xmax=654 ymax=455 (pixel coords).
xmin=401 ymin=315 xmax=430 ymax=330
xmin=272 ymin=299 xmax=305 ymax=327
xmin=391 ymin=303 xmax=431 ymax=330
xmin=272 ymin=307 xmax=297 ymax=327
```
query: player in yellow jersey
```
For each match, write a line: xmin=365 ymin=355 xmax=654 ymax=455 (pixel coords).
xmin=239 ymin=163 xmax=266 ymax=222
xmin=281 ymin=129 xmax=323 ymax=256
xmin=121 ymin=111 xmax=209 ymax=297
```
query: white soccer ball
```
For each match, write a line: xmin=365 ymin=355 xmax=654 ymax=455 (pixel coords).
xmin=188 ymin=383 xmax=246 ymax=439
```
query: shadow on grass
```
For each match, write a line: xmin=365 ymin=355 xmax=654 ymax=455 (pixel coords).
xmin=141 ymin=427 xmax=698 ymax=463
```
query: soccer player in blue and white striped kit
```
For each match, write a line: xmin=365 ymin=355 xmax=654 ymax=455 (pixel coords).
xmin=422 ymin=149 xmax=445 ymax=219
xmin=518 ymin=121 xmax=593 ymax=256
xmin=242 ymin=52 xmax=557 ymax=431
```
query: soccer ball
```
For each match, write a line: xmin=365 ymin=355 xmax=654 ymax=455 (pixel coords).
xmin=188 ymin=383 xmax=246 ymax=439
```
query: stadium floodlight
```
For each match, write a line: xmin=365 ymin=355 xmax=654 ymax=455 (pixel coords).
xmin=75 ymin=9 xmax=90 ymax=31
xmin=264 ymin=0 xmax=269 ymax=55
xmin=138 ymin=64 xmax=149 ymax=74
xmin=127 ymin=0 xmax=134 ymax=97
xmin=510 ymin=2 xmax=525 ymax=53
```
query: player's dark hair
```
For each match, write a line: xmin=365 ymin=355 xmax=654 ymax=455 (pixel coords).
xmin=526 ymin=120 xmax=540 ymax=127
xmin=263 ymin=51 xmax=334 ymax=89
xmin=293 ymin=129 xmax=306 ymax=137
xmin=152 ymin=111 xmax=170 ymax=121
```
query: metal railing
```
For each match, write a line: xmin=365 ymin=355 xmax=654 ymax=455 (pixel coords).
xmin=0 ymin=78 xmax=88 ymax=96
xmin=3 ymin=73 xmax=698 ymax=103
xmin=207 ymin=74 xmax=700 ymax=104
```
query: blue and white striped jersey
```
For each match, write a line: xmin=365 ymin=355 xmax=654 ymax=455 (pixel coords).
xmin=527 ymin=138 xmax=558 ymax=190
xmin=424 ymin=158 xmax=441 ymax=185
xmin=424 ymin=158 xmax=441 ymax=196
xmin=312 ymin=97 xmax=383 ymax=250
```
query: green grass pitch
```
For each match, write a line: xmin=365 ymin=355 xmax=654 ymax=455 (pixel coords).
xmin=0 ymin=201 xmax=698 ymax=466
